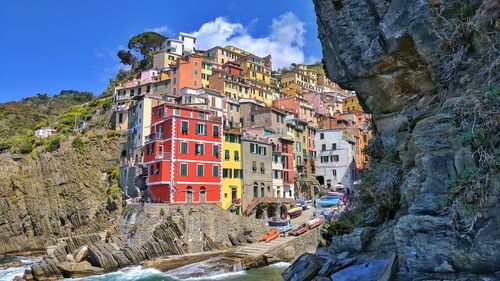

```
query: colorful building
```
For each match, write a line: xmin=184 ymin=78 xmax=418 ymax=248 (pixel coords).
xmin=170 ymin=55 xmax=210 ymax=95
xmin=241 ymin=135 xmax=273 ymax=211
xmin=343 ymin=95 xmax=362 ymax=112
xmin=153 ymin=52 xmax=180 ymax=70
xmin=222 ymin=129 xmax=243 ymax=214
xmin=143 ymin=104 xmax=223 ymax=203
xmin=315 ymin=129 xmax=357 ymax=190
xmin=162 ymin=32 xmax=196 ymax=56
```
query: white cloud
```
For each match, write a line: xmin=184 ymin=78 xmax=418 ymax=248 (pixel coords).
xmin=192 ymin=12 xmax=309 ymax=69
xmin=146 ymin=25 xmax=170 ymax=34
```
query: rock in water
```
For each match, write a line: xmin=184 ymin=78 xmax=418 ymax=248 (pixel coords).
xmin=56 ymin=261 xmax=104 ymax=278
xmin=282 ymin=253 xmax=324 ymax=281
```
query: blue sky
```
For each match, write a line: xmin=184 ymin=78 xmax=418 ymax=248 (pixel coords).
xmin=0 ymin=0 xmax=321 ymax=102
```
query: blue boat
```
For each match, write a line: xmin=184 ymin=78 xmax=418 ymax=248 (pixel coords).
xmin=278 ymin=224 xmax=294 ymax=234
xmin=317 ymin=198 xmax=340 ymax=207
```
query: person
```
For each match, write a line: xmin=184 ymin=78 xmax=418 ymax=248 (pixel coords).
xmin=127 ymin=231 xmax=131 ymax=246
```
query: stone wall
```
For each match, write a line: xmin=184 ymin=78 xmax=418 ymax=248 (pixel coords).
xmin=268 ymin=227 xmax=322 ymax=262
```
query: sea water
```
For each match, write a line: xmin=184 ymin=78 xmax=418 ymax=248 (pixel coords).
xmin=0 ymin=257 xmax=288 ymax=281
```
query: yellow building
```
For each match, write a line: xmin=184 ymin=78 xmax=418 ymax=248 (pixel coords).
xmin=235 ymin=55 xmax=272 ymax=85
xmin=152 ymin=51 xmax=180 ymax=70
xmin=343 ymin=95 xmax=362 ymax=112
xmin=201 ymin=59 xmax=212 ymax=88
xmin=222 ymin=130 xmax=243 ymax=214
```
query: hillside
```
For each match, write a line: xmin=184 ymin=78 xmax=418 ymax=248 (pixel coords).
xmin=0 ymin=90 xmax=95 ymax=139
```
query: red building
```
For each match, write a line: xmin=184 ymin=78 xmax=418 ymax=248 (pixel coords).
xmin=143 ymin=103 xmax=223 ymax=203
xmin=170 ymin=55 xmax=204 ymax=95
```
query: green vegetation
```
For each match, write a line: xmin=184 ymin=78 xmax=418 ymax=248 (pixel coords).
xmin=160 ymin=208 xmax=166 ymax=216
xmin=445 ymin=83 xmax=499 ymax=233
xmin=325 ymin=211 xmax=363 ymax=238
xmin=72 ymin=137 xmax=85 ymax=150
xmin=109 ymin=183 xmax=121 ymax=195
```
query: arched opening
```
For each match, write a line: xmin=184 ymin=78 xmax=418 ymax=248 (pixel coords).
xmin=316 ymin=176 xmax=324 ymax=186
xmin=253 ymin=182 xmax=258 ymax=197
xmin=267 ymin=204 xmax=277 ymax=218
xmin=186 ymin=186 xmax=193 ymax=203
xmin=255 ymin=207 xmax=264 ymax=219
xmin=260 ymin=183 xmax=265 ymax=197
xmin=121 ymin=150 xmax=126 ymax=158
xmin=200 ymin=187 xmax=206 ymax=203
xmin=277 ymin=188 xmax=281 ymax=198
xmin=326 ymin=179 xmax=332 ymax=189
xmin=280 ymin=205 xmax=288 ymax=219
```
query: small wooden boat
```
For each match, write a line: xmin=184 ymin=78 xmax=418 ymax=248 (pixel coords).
xmin=259 ymin=229 xmax=280 ymax=242
xmin=288 ymin=207 xmax=302 ymax=219
xmin=301 ymin=204 xmax=309 ymax=211
xmin=268 ymin=218 xmax=288 ymax=227
xmin=317 ymin=198 xmax=340 ymax=207
xmin=289 ymin=223 xmax=309 ymax=236
xmin=308 ymin=217 xmax=323 ymax=229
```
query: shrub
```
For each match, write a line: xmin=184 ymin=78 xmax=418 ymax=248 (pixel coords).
xmin=11 ymin=135 xmax=34 ymax=154
xmin=0 ymin=140 xmax=11 ymax=151
xmin=106 ymin=130 xmax=119 ymax=138
xmin=72 ymin=137 xmax=85 ymax=150
xmin=109 ymin=166 xmax=119 ymax=181
xmin=42 ymin=135 xmax=61 ymax=152
xmin=109 ymin=183 xmax=121 ymax=195
xmin=160 ymin=208 xmax=166 ymax=216
xmin=326 ymin=211 xmax=363 ymax=237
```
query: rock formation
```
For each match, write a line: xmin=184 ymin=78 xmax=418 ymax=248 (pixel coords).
xmin=310 ymin=0 xmax=499 ymax=280
xmin=0 ymin=138 xmax=122 ymax=255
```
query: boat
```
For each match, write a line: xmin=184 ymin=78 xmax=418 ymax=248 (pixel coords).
xmin=259 ymin=229 xmax=280 ymax=242
xmin=279 ymin=224 xmax=294 ymax=234
xmin=268 ymin=218 xmax=288 ymax=227
xmin=324 ymin=213 xmax=341 ymax=219
xmin=289 ymin=223 xmax=309 ymax=236
xmin=288 ymin=207 xmax=303 ymax=219
xmin=301 ymin=204 xmax=309 ymax=211
xmin=308 ymin=217 xmax=323 ymax=229
xmin=316 ymin=198 xmax=340 ymax=207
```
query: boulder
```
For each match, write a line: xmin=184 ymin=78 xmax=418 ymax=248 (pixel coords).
xmin=66 ymin=254 xmax=76 ymax=263
xmin=74 ymin=246 xmax=88 ymax=263
xmin=377 ymin=253 xmax=397 ymax=281
xmin=330 ymin=228 xmax=374 ymax=254
xmin=318 ymin=259 xmax=337 ymax=277
xmin=332 ymin=259 xmax=388 ymax=281
xmin=56 ymin=261 xmax=104 ymax=278
xmin=282 ymin=253 xmax=323 ymax=281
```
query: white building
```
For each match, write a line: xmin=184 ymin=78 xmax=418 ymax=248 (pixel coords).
xmin=315 ymin=129 xmax=357 ymax=190
xmin=162 ymin=32 xmax=196 ymax=56
xmin=35 ymin=127 xmax=56 ymax=138
xmin=178 ymin=87 xmax=225 ymax=117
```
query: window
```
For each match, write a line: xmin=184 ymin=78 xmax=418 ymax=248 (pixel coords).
xmin=332 ymin=143 xmax=337 ymax=150
xmin=260 ymin=162 xmax=265 ymax=174
xmin=174 ymin=108 xmax=180 ymax=115
xmin=197 ymin=164 xmax=204 ymax=176
xmin=259 ymin=147 xmax=266 ymax=155
xmin=320 ymin=133 xmax=324 ymax=140
xmin=196 ymin=123 xmax=207 ymax=135
xmin=332 ymin=169 xmax=337 ymax=178
xmin=194 ymin=70 xmax=198 ymax=75
xmin=212 ymin=165 xmax=219 ymax=177
xmin=234 ymin=151 xmax=239 ymax=161
xmin=321 ymin=144 xmax=326 ymax=151
xmin=181 ymin=121 xmax=189 ymax=134
xmin=195 ymin=144 xmax=204 ymax=155
xmin=234 ymin=169 xmax=242 ymax=178
xmin=224 ymin=149 xmax=230 ymax=160
xmin=194 ymin=80 xmax=197 ymax=87
xmin=331 ymin=155 xmax=339 ymax=162
xmin=321 ymin=156 xmax=329 ymax=163
xmin=146 ymin=85 xmax=151 ymax=93
xmin=210 ymin=144 xmax=218 ymax=157
xmin=180 ymin=164 xmax=188 ymax=176
xmin=223 ymin=168 xmax=229 ymax=178
xmin=157 ymin=107 xmax=163 ymax=117
xmin=155 ymin=163 xmax=160 ymax=174
xmin=250 ymin=115 xmax=254 ymax=122
xmin=180 ymin=142 xmax=188 ymax=154
xmin=250 ymin=143 xmax=256 ymax=154
xmin=213 ymin=125 xmax=219 ymax=138
xmin=199 ymin=112 xmax=205 ymax=119
xmin=118 ymin=113 xmax=123 ymax=123
xmin=173 ymin=77 xmax=177 ymax=84
xmin=252 ymin=161 xmax=257 ymax=173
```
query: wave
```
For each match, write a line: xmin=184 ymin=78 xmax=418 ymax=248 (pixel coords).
xmin=0 ymin=257 xmax=38 ymax=281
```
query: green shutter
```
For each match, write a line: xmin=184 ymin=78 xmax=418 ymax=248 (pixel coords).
xmin=181 ymin=164 xmax=188 ymax=176
xmin=197 ymin=164 xmax=204 ymax=176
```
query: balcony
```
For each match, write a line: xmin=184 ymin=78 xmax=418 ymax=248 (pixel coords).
xmin=146 ymin=133 xmax=163 ymax=141
xmin=113 ymin=105 xmax=128 ymax=111
xmin=155 ymin=152 xmax=171 ymax=160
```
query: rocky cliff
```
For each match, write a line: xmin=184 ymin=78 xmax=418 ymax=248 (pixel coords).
xmin=0 ymin=138 xmax=122 ymax=255
xmin=313 ymin=0 xmax=499 ymax=280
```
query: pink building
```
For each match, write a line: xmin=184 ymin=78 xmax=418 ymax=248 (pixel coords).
xmin=272 ymin=96 xmax=316 ymax=124
xmin=302 ymin=92 xmax=329 ymax=116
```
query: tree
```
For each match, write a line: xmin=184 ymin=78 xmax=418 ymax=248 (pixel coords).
xmin=127 ymin=32 xmax=166 ymax=57
xmin=117 ymin=50 xmax=137 ymax=65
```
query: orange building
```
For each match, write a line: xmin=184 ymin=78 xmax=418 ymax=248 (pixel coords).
xmin=170 ymin=55 xmax=205 ymax=95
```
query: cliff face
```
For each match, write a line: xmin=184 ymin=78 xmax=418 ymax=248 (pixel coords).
xmin=314 ymin=0 xmax=499 ymax=279
xmin=0 ymin=138 xmax=122 ymax=255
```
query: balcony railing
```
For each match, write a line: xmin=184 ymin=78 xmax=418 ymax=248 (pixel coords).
xmin=113 ymin=105 xmax=128 ymax=111
xmin=155 ymin=152 xmax=171 ymax=160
